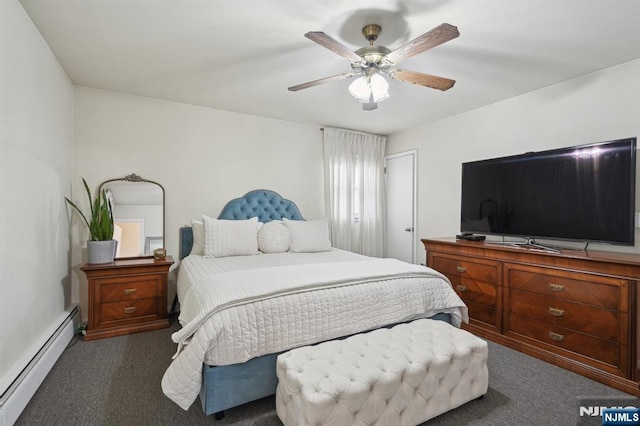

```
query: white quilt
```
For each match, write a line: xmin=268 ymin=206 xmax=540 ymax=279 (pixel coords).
xmin=176 ymin=249 xmax=366 ymax=319
xmin=162 ymin=251 xmax=468 ymax=410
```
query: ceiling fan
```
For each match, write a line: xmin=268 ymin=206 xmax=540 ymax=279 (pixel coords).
xmin=288 ymin=23 xmax=459 ymax=110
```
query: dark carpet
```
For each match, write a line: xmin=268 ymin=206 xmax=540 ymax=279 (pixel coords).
xmin=15 ymin=315 xmax=630 ymax=425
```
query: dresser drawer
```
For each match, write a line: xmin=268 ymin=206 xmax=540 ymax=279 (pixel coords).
xmin=99 ymin=276 xmax=160 ymax=303
xmin=467 ymin=302 xmax=499 ymax=330
xmin=432 ymin=255 xmax=499 ymax=284
xmin=509 ymin=288 xmax=618 ymax=341
xmin=509 ymin=313 xmax=618 ymax=366
xmin=507 ymin=266 xmax=622 ymax=310
xmin=449 ymin=275 xmax=497 ymax=307
xmin=100 ymin=298 xmax=158 ymax=323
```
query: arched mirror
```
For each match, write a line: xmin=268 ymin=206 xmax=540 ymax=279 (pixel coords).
xmin=98 ymin=174 xmax=164 ymax=258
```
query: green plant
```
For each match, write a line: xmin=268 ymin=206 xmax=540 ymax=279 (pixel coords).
xmin=65 ymin=178 xmax=114 ymax=241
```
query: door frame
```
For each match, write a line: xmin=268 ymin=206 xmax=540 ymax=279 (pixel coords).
xmin=384 ymin=150 xmax=418 ymax=264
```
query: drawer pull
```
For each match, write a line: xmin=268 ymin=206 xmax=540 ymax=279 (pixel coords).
xmin=123 ymin=307 xmax=136 ymax=314
xmin=123 ymin=288 xmax=137 ymax=295
xmin=548 ymin=283 xmax=565 ymax=292
xmin=456 ymin=266 xmax=467 ymax=273
xmin=456 ymin=285 xmax=467 ymax=292
xmin=548 ymin=331 xmax=564 ymax=342
xmin=548 ymin=307 xmax=565 ymax=317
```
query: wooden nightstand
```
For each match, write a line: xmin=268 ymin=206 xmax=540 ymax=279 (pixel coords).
xmin=81 ymin=256 xmax=174 ymax=341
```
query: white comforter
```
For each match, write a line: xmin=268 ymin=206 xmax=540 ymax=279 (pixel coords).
xmin=162 ymin=250 xmax=467 ymax=410
xmin=176 ymin=248 xmax=368 ymax=321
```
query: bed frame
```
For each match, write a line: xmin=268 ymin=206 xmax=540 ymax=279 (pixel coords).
xmin=176 ymin=189 xmax=451 ymax=418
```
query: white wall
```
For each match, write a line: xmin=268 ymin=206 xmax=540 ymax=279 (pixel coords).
xmin=72 ymin=87 xmax=324 ymax=319
xmin=387 ymin=58 xmax=640 ymax=264
xmin=0 ymin=0 xmax=73 ymax=396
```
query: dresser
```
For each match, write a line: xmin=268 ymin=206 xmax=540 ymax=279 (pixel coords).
xmin=422 ymin=238 xmax=640 ymax=395
xmin=81 ymin=256 xmax=174 ymax=341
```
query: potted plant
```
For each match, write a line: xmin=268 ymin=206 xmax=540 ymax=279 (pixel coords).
xmin=65 ymin=178 xmax=117 ymax=264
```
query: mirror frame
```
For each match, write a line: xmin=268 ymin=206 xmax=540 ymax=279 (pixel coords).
xmin=98 ymin=173 xmax=165 ymax=258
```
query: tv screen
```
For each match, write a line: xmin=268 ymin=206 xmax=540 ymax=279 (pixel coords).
xmin=460 ymin=138 xmax=637 ymax=245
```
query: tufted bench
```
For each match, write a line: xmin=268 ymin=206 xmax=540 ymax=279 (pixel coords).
xmin=276 ymin=319 xmax=488 ymax=426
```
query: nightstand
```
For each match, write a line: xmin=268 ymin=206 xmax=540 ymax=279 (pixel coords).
xmin=80 ymin=256 xmax=174 ymax=340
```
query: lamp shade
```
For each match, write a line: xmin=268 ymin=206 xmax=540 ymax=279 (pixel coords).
xmin=370 ymin=74 xmax=389 ymax=102
xmin=348 ymin=76 xmax=371 ymax=103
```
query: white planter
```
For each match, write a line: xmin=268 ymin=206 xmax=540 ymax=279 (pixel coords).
xmin=87 ymin=240 xmax=117 ymax=264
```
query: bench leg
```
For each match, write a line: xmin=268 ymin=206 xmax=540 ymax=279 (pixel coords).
xmin=214 ymin=411 xmax=225 ymax=420
xmin=476 ymin=394 xmax=485 ymax=400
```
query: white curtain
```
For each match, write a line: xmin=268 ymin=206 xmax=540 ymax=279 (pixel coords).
xmin=323 ymin=127 xmax=386 ymax=257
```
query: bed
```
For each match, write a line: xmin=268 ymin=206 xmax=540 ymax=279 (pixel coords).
xmin=161 ymin=189 xmax=468 ymax=417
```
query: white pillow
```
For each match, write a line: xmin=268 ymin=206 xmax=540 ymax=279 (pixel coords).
xmin=202 ymin=215 xmax=259 ymax=257
xmin=190 ymin=219 xmax=205 ymax=256
xmin=258 ymin=221 xmax=291 ymax=253
xmin=283 ymin=218 xmax=332 ymax=253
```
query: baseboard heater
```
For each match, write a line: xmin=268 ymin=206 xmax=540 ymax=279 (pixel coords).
xmin=0 ymin=305 xmax=79 ymax=426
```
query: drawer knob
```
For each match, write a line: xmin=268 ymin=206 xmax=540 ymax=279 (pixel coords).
xmin=548 ymin=331 xmax=564 ymax=342
xmin=548 ymin=283 xmax=565 ymax=292
xmin=456 ymin=266 xmax=467 ymax=273
xmin=124 ymin=288 xmax=137 ymax=295
xmin=548 ymin=307 xmax=565 ymax=317
xmin=456 ymin=285 xmax=467 ymax=292
xmin=123 ymin=307 xmax=136 ymax=314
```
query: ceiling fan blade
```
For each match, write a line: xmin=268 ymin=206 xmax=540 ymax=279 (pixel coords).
xmin=384 ymin=23 xmax=459 ymax=65
xmin=288 ymin=72 xmax=356 ymax=92
xmin=305 ymin=31 xmax=363 ymax=63
xmin=389 ymin=69 xmax=456 ymax=91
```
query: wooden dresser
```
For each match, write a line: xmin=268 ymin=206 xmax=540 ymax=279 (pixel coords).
xmin=422 ymin=238 xmax=640 ymax=395
xmin=81 ymin=256 xmax=173 ymax=341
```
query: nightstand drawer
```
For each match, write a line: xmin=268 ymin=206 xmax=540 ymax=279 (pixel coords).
xmin=433 ymin=255 xmax=498 ymax=284
xmin=507 ymin=266 xmax=622 ymax=310
xmin=100 ymin=276 xmax=159 ymax=302
xmin=100 ymin=298 xmax=158 ymax=322
xmin=510 ymin=288 xmax=618 ymax=341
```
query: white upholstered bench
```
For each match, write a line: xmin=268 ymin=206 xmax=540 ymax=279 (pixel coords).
xmin=276 ymin=318 xmax=488 ymax=426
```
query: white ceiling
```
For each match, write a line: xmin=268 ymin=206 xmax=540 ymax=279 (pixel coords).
xmin=20 ymin=0 xmax=640 ymax=135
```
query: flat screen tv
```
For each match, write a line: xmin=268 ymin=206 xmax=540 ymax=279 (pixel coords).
xmin=460 ymin=137 xmax=637 ymax=246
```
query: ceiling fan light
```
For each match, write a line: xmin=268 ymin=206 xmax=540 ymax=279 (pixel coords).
xmin=348 ymin=76 xmax=371 ymax=103
xmin=370 ymin=73 xmax=389 ymax=102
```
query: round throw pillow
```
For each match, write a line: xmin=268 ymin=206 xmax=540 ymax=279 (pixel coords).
xmin=257 ymin=221 xmax=291 ymax=253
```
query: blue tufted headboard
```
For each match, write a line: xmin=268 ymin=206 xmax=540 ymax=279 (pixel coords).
xmin=179 ymin=189 xmax=304 ymax=259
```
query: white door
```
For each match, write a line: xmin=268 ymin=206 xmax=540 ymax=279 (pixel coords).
xmin=385 ymin=151 xmax=416 ymax=263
